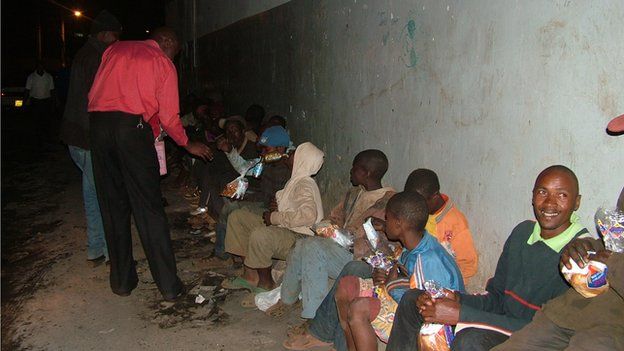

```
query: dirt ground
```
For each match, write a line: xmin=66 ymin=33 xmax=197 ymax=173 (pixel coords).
xmin=1 ymin=113 xmax=333 ymax=350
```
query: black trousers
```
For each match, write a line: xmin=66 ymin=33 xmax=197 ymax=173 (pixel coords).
xmin=89 ymin=111 xmax=182 ymax=299
xmin=386 ymin=289 xmax=509 ymax=351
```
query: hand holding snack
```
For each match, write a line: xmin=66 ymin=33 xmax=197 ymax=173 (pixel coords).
xmin=185 ymin=141 xmax=214 ymax=161
xmin=561 ymin=238 xmax=598 ymax=269
xmin=370 ymin=217 xmax=386 ymax=232
xmin=561 ymin=257 xmax=609 ymax=298
xmin=372 ymin=268 xmax=390 ymax=287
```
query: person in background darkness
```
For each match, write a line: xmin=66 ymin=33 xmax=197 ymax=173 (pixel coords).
xmin=59 ymin=10 xmax=122 ymax=266
xmin=25 ymin=61 xmax=56 ymax=145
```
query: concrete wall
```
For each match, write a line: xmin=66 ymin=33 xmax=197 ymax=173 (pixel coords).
xmin=175 ymin=0 xmax=624 ymax=287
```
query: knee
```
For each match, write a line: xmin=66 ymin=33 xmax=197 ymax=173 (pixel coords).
xmin=397 ymin=289 xmax=422 ymax=309
xmin=347 ymin=298 xmax=371 ymax=324
xmin=340 ymin=260 xmax=372 ymax=278
xmin=452 ymin=328 xmax=490 ymax=351
xmin=335 ymin=276 xmax=359 ymax=303
xmin=248 ymin=229 xmax=270 ymax=248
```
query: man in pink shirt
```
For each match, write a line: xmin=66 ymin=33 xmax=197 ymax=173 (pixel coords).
xmin=88 ymin=27 xmax=211 ymax=301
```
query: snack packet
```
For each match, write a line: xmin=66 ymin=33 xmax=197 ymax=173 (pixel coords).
xmin=262 ymin=151 xmax=288 ymax=164
xmin=363 ymin=217 xmax=380 ymax=251
xmin=561 ymin=258 xmax=609 ymax=298
xmin=418 ymin=280 xmax=454 ymax=351
xmin=595 ymin=207 xmax=624 ymax=253
xmin=220 ymin=176 xmax=249 ymax=200
xmin=311 ymin=221 xmax=355 ymax=250
xmin=363 ymin=251 xmax=395 ymax=272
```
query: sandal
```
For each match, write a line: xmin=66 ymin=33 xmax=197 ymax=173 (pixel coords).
xmin=283 ymin=333 xmax=332 ymax=350
xmin=287 ymin=321 xmax=310 ymax=337
xmin=266 ymin=299 xmax=301 ymax=319
xmin=240 ymin=292 xmax=257 ymax=308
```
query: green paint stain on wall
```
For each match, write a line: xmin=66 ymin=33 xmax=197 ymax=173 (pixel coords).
xmin=408 ymin=48 xmax=419 ymax=67
xmin=407 ymin=20 xmax=416 ymax=39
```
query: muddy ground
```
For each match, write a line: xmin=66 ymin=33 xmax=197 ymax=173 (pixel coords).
xmin=1 ymin=112 xmax=332 ymax=351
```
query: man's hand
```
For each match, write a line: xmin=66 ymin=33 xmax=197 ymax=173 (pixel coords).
xmin=372 ymin=268 xmax=390 ymax=287
xmin=443 ymin=289 xmax=459 ymax=302
xmin=216 ymin=136 xmax=232 ymax=153
xmin=420 ymin=297 xmax=461 ymax=325
xmin=589 ymin=249 xmax=613 ymax=264
xmin=561 ymin=238 xmax=599 ymax=269
xmin=184 ymin=141 xmax=214 ymax=161
xmin=263 ymin=211 xmax=273 ymax=226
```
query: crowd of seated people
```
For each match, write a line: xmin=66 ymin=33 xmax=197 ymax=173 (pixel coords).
xmin=162 ymin=96 xmax=622 ymax=351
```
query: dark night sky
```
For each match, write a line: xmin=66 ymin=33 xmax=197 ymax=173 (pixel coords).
xmin=2 ymin=0 xmax=167 ymax=86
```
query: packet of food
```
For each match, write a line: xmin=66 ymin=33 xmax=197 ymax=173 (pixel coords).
xmin=220 ymin=176 xmax=249 ymax=200
xmin=262 ymin=151 xmax=288 ymax=164
xmin=311 ymin=221 xmax=355 ymax=250
xmin=417 ymin=280 xmax=454 ymax=351
xmin=363 ymin=217 xmax=380 ymax=251
xmin=363 ymin=251 xmax=395 ymax=272
xmin=561 ymin=258 xmax=609 ymax=298
xmin=595 ymin=207 xmax=624 ymax=253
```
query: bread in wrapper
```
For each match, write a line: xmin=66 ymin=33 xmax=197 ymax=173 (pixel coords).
xmin=561 ymin=259 xmax=609 ymax=298
xmin=220 ymin=176 xmax=249 ymax=200
xmin=417 ymin=280 xmax=454 ymax=351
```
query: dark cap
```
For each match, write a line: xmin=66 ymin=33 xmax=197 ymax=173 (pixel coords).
xmin=91 ymin=10 xmax=122 ymax=35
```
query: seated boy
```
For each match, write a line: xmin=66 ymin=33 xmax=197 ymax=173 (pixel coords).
xmin=491 ymin=189 xmax=624 ymax=351
xmin=274 ymin=150 xmax=395 ymax=318
xmin=336 ymin=191 xmax=465 ymax=350
xmin=403 ymin=169 xmax=478 ymax=283
xmin=208 ymin=125 xmax=291 ymax=262
xmin=283 ymin=168 xmax=476 ymax=351
xmin=223 ymin=142 xmax=325 ymax=291
xmin=386 ymin=165 xmax=588 ymax=351
xmin=193 ymin=118 xmax=259 ymax=217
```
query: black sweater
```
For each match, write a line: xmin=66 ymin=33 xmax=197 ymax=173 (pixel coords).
xmin=458 ymin=220 xmax=586 ymax=334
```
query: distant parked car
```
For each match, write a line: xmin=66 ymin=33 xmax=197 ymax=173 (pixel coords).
xmin=1 ymin=87 xmax=26 ymax=110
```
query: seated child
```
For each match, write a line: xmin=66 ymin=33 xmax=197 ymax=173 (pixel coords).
xmin=223 ymin=142 xmax=325 ymax=291
xmin=208 ymin=125 xmax=291 ymax=262
xmin=282 ymin=168 xmax=476 ymax=351
xmin=386 ymin=165 xmax=588 ymax=351
xmin=274 ymin=149 xmax=395 ymax=318
xmin=336 ymin=191 xmax=465 ymax=351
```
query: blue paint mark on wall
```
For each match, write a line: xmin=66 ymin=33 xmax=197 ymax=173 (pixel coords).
xmin=401 ymin=18 xmax=419 ymax=67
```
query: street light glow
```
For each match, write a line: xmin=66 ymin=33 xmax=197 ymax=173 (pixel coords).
xmin=73 ymin=10 xmax=82 ymax=17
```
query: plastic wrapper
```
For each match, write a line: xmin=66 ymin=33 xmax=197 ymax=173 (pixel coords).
xmin=363 ymin=251 xmax=395 ymax=272
xmin=418 ymin=280 xmax=454 ymax=351
xmin=248 ymin=161 xmax=264 ymax=178
xmin=311 ymin=221 xmax=354 ymax=250
xmin=561 ymin=258 xmax=609 ymax=298
xmin=262 ymin=151 xmax=288 ymax=164
xmin=595 ymin=207 xmax=624 ymax=253
xmin=220 ymin=176 xmax=249 ymax=200
xmin=363 ymin=217 xmax=380 ymax=251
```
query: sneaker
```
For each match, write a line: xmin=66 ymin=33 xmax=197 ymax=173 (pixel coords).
xmin=190 ymin=207 xmax=208 ymax=216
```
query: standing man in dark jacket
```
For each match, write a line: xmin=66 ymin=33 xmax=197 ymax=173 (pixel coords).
xmin=60 ymin=10 xmax=122 ymax=265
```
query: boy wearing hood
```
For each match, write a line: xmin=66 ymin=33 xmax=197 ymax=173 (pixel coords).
xmin=224 ymin=142 xmax=325 ymax=291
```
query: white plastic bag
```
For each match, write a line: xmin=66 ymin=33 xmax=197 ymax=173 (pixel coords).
xmin=254 ymin=285 xmax=282 ymax=311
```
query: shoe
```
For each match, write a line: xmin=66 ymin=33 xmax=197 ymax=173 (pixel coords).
xmin=163 ymin=285 xmax=187 ymax=302
xmin=87 ymin=255 xmax=106 ymax=268
xmin=190 ymin=207 xmax=208 ymax=216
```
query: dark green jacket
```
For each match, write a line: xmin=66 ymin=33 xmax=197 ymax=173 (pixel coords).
xmin=458 ymin=220 xmax=587 ymax=334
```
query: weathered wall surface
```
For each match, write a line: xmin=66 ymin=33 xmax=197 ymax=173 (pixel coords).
xmin=175 ymin=0 xmax=624 ymax=287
